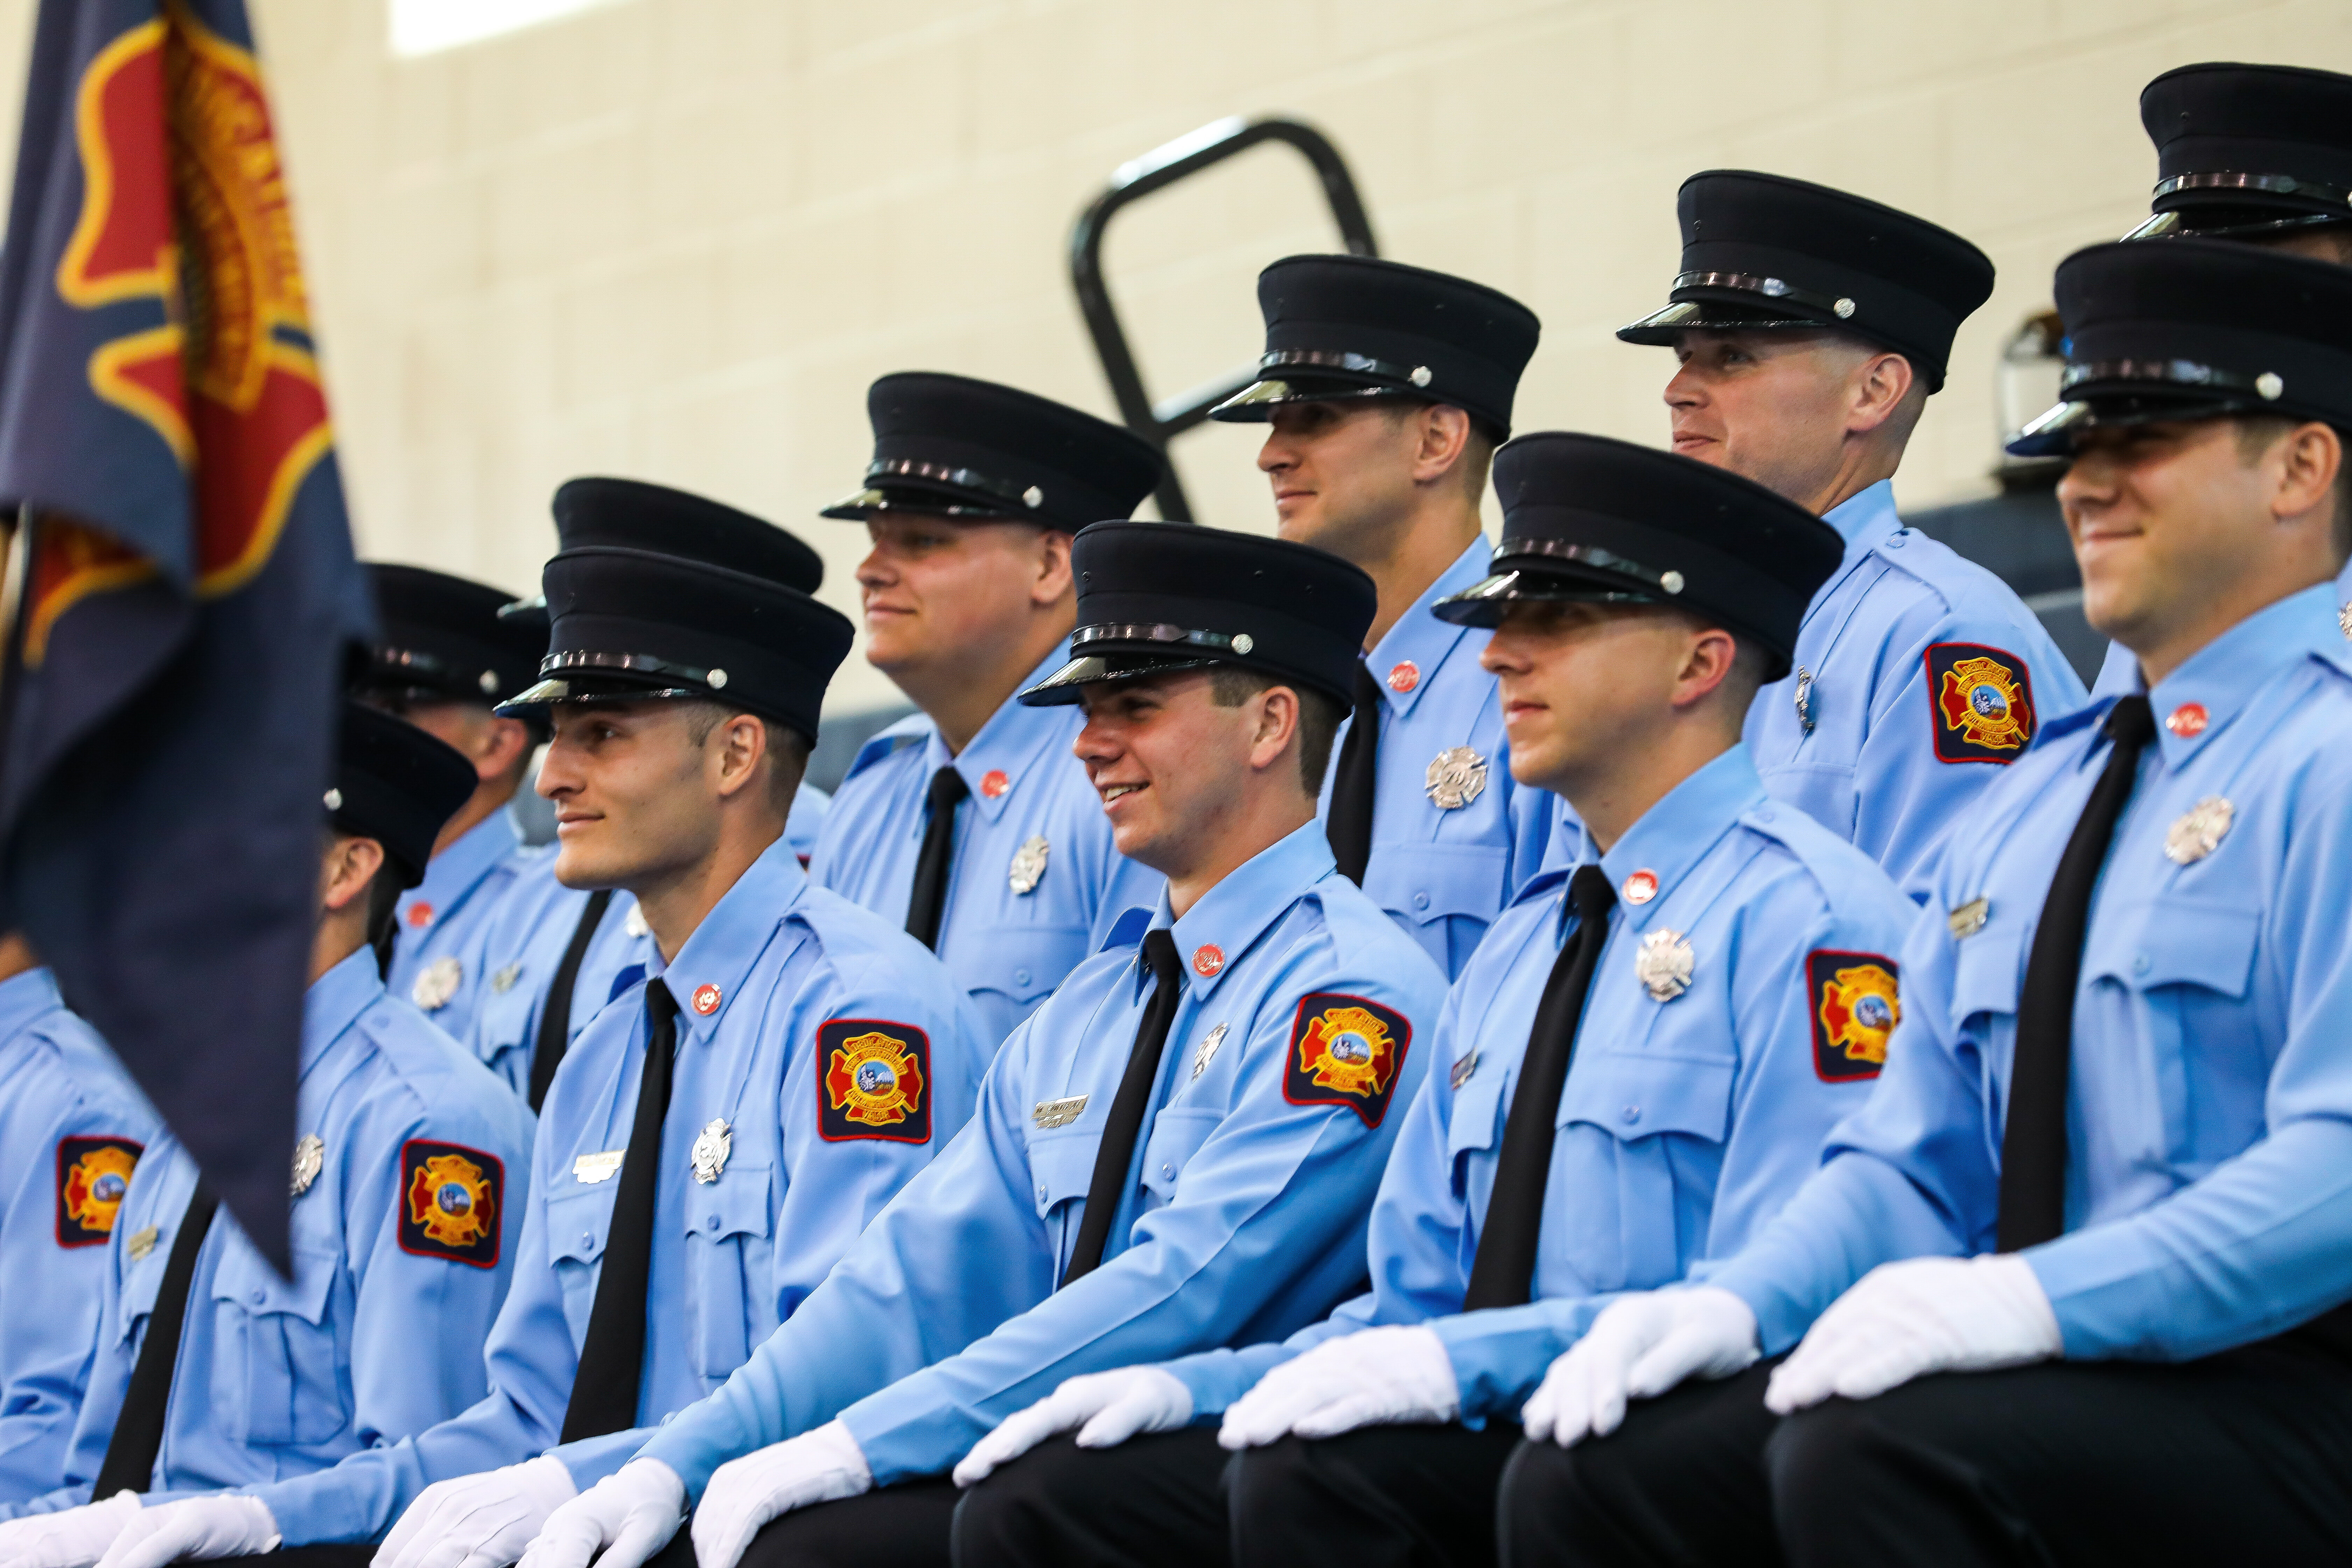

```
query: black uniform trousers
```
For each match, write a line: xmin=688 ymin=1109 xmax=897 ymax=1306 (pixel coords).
xmin=1499 ymin=1343 xmax=2352 ymax=1568
xmin=954 ymin=1423 xmax=1524 ymax=1568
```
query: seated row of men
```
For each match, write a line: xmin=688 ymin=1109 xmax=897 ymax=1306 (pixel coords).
xmin=0 ymin=58 xmax=2349 ymax=1568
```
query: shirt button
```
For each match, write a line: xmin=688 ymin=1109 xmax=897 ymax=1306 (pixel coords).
xmin=1887 ymin=532 xmax=1908 ymax=548
xmin=2133 ymin=953 xmax=2150 ymax=974
xmin=580 ymin=1232 xmax=595 ymax=1250
xmin=1161 ymin=1162 xmax=1175 ymax=1177
xmin=1621 ymin=1105 xmax=1640 ymax=1125
xmin=1756 ymin=807 xmax=1775 ymax=821
xmin=1036 ymin=1186 xmax=1048 ymax=1204
xmin=706 ymin=1214 xmax=720 ymax=1232
xmin=250 ymin=1288 xmax=267 ymax=1305
xmin=1014 ymin=969 xmax=1031 ymax=986
xmin=1413 ymin=892 xmax=1431 ymax=911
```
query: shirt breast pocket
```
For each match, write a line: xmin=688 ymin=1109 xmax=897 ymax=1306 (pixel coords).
xmin=211 ymin=1244 xmax=344 ymax=1447
xmin=2082 ymin=897 xmax=2260 ymax=998
xmin=1556 ymin=1052 xmax=1736 ymax=1289
xmin=959 ymin=926 xmax=1083 ymax=1008
xmin=680 ymin=1163 xmax=773 ymax=1379
xmin=1138 ymin=1109 xmax=1220 ymax=1210
xmin=1949 ymin=929 xmax=2025 ymax=1032
xmin=1027 ymin=1131 xmax=1099 ymax=1271
xmin=1363 ymin=844 xmax=1506 ymax=934
xmin=545 ymin=1188 xmax=616 ymax=1346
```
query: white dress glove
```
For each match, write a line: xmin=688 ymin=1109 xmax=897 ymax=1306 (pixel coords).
xmin=690 ymin=1421 xmax=870 ymax=1568
xmin=93 ymin=1495 xmax=278 ymax=1568
xmin=1521 ymin=1287 xmax=1760 ymax=1447
xmin=516 ymin=1459 xmax=684 ymax=1568
xmin=372 ymin=1456 xmax=578 ymax=1568
xmin=1765 ymin=1254 xmax=2062 ymax=1414
xmin=953 ymin=1367 xmax=1194 ymax=1487
xmin=1218 ymin=1325 xmax=1460 ymax=1450
xmin=0 ymin=1492 xmax=145 ymax=1568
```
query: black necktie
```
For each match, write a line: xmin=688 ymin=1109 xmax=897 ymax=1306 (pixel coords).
xmin=1062 ymin=929 xmax=1183 ymax=1285
xmin=1996 ymin=695 xmax=2156 ymax=1253
xmin=528 ymin=889 xmax=615 ymax=1113
xmin=92 ymin=1187 xmax=218 ymax=1499
xmin=905 ymin=767 xmax=970 ymax=951
xmin=1325 ymin=661 xmax=1383 ymax=885
xmin=559 ymin=979 xmax=678 ymax=1442
xmin=1464 ymin=865 xmax=1618 ymax=1310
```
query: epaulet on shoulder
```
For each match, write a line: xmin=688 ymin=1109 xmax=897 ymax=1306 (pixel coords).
xmin=1735 ymin=804 xmax=1885 ymax=892
xmin=1098 ymin=905 xmax=1153 ymax=953
xmin=2037 ymin=692 xmax=2114 ymax=743
xmin=844 ymin=715 xmax=933 ymax=781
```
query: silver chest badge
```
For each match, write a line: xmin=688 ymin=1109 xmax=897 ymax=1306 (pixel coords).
xmin=290 ymin=1134 xmax=325 ymax=1197
xmin=1634 ymin=929 xmax=1695 ymax=1002
xmin=1008 ymin=835 xmax=1050 ymax=896
xmin=1793 ymin=667 xmax=1816 ymax=734
xmin=491 ymin=962 xmax=522 ymax=995
xmin=1425 ymin=747 xmax=1488 ymax=811
xmin=2164 ymin=796 xmax=2234 ymax=866
xmin=690 ymin=1119 xmax=733 ymax=1184
xmin=1191 ymin=1022 xmax=1229 ymax=1080
xmin=623 ymin=903 xmax=651 ymax=939
xmin=411 ymin=956 xmax=463 ymax=1012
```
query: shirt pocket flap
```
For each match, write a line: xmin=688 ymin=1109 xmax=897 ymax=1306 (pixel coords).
xmin=1027 ymin=1132 xmax=1099 ymax=1219
xmin=680 ymin=1162 xmax=773 ymax=1241
xmin=211 ymin=1244 xmax=337 ymax=1324
xmin=1949 ymin=928 xmax=2025 ymax=1030
xmin=2084 ymin=897 xmax=2261 ymax=998
xmin=1363 ymin=843 xmax=1506 ymax=928
xmin=545 ymin=1187 xmax=616 ymax=1267
xmin=1139 ymin=1108 xmax=1222 ymax=1203
xmin=962 ymin=926 xmax=1084 ymax=1004
xmin=1560 ymin=1052 xmax=1736 ymax=1143
xmin=1446 ymin=1067 xmax=1507 ymax=1158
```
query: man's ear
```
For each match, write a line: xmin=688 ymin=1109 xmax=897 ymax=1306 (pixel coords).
xmin=1409 ymin=404 xmax=1474 ymax=486
xmin=1846 ymin=351 xmax=1917 ymax=436
xmin=1668 ymin=625 xmax=1741 ymax=711
xmin=709 ymin=713 xmax=770 ymax=802
xmin=1032 ymin=528 xmax=1076 ymax=608
xmin=1247 ymin=684 xmax=1302 ymax=774
xmin=2272 ymin=420 xmax=2344 ymax=527
xmin=321 ymin=834 xmax=386 ymax=912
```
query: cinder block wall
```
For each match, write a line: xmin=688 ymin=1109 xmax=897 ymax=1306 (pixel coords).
xmin=2 ymin=1 xmax=2345 ymax=714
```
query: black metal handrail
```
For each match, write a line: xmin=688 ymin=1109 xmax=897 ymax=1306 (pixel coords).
xmin=1069 ymin=115 xmax=1377 ymax=522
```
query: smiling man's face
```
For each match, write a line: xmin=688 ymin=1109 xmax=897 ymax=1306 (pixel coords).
xmin=2058 ymin=416 xmax=2269 ymax=646
xmin=855 ymin=514 xmax=1063 ymax=675
xmin=1071 ymin=669 xmax=1266 ymax=874
xmin=1254 ymin=399 xmax=1433 ymax=558
xmin=536 ymin=701 xmax=725 ymax=893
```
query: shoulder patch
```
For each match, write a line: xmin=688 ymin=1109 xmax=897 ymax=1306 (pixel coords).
xmin=1808 ymin=951 xmax=1899 ymax=1083
xmin=1284 ymin=994 xmax=1411 ymax=1127
xmin=399 ymin=1140 xmax=504 ymax=1267
xmin=1926 ymin=643 xmax=2036 ymax=763
xmin=818 ymin=1019 xmax=932 ymax=1143
xmin=57 ymin=1136 xmax=143 ymax=1247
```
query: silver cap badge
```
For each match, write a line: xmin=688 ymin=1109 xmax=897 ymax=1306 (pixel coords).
xmin=411 ymin=956 xmax=463 ymax=1012
xmin=1426 ymin=747 xmax=1488 ymax=811
xmin=1009 ymin=835 xmax=1050 ymax=896
xmin=290 ymin=1134 xmax=326 ymax=1197
xmin=1191 ymin=1022 xmax=1229 ymax=1081
xmin=2164 ymin=796 xmax=2234 ymax=866
xmin=1634 ymin=929 xmax=1695 ymax=1002
xmin=690 ymin=1119 xmax=733 ymax=1184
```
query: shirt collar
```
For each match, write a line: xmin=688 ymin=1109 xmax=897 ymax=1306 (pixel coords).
xmin=1808 ymin=478 xmax=1905 ymax=612
xmin=1365 ymin=537 xmax=1491 ymax=721
xmin=1584 ymin=745 xmax=1768 ymax=936
xmin=398 ymin=808 xmax=521 ymax=925
xmin=2146 ymin=583 xmax=2345 ymax=770
xmin=925 ymin=640 xmax=1083 ymax=826
xmin=0 ymin=966 xmax=64 ymax=1041
xmin=305 ymin=945 xmax=386 ymax=1072
xmin=648 ymin=835 xmax=812 ymax=1045
xmin=1150 ymin=820 xmax=1337 ymax=1001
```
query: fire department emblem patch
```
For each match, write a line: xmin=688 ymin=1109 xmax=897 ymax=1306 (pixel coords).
xmin=819 ymin=1021 xmax=932 ymax=1143
xmin=1808 ymin=951 xmax=1900 ymax=1083
xmin=399 ymin=1141 xmax=502 ymax=1267
xmin=57 ymin=1136 xmax=143 ymax=1247
xmin=1927 ymin=644 xmax=2035 ymax=763
xmin=1284 ymin=994 xmax=1411 ymax=1127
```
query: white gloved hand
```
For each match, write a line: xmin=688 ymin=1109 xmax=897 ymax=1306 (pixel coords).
xmin=0 ymin=1492 xmax=145 ymax=1568
xmin=1520 ymin=1287 xmax=1759 ymax=1448
xmin=516 ymin=1459 xmax=684 ymax=1568
xmin=690 ymin=1421 xmax=870 ymax=1568
xmin=953 ymin=1367 xmax=1193 ymax=1487
xmin=1217 ymin=1325 xmax=1459 ymax=1450
xmin=372 ymin=1456 xmax=578 ymax=1568
xmin=1765 ymin=1254 xmax=2062 ymax=1414
xmin=93 ymin=1495 xmax=278 ymax=1568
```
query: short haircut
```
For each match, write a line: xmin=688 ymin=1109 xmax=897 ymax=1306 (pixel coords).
xmin=1207 ymin=666 xmax=1344 ymax=791
xmin=2233 ymin=414 xmax=2352 ymax=564
xmin=361 ymin=848 xmax=404 ymax=979
xmin=678 ymin=701 xmax=812 ymax=816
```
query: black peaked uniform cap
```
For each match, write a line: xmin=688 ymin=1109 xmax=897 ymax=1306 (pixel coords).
xmin=553 ymin=477 xmax=825 ymax=592
xmin=1020 ymin=521 xmax=1375 ymax=709
xmin=2132 ymin=63 xmax=2352 ymax=240
xmin=361 ymin=564 xmax=548 ymax=706
xmin=330 ymin=701 xmax=479 ymax=889
xmin=821 ymin=372 xmax=1163 ymax=534
xmin=498 ymin=547 xmax=853 ymax=745
xmin=1617 ymin=170 xmax=1995 ymax=391
xmin=1209 ymin=254 xmax=1541 ymax=436
xmin=1436 ymin=433 xmax=1843 ymax=682
xmin=2009 ymin=238 xmax=2352 ymax=458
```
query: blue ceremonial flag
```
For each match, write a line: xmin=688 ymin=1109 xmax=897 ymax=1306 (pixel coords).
xmin=0 ymin=0 xmax=373 ymax=1269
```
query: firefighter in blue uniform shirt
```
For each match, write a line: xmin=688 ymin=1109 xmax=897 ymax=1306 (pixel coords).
xmin=950 ymin=435 xmax=1917 ymax=1566
xmin=2091 ymin=62 xmax=2352 ymax=701
xmin=1505 ymin=239 xmax=2352 ymax=1566
xmin=86 ymin=528 xmax=984 ymax=1568
xmin=465 ymin=479 xmax=838 ymax=1104
xmin=1205 ymin=256 xmax=1553 ymax=976
xmin=518 ymin=522 xmax=1446 ymax=1568
xmin=0 ymin=706 xmax=532 ymax=1567
xmin=358 ymin=566 xmax=551 ymax=1042
xmin=0 ymin=934 xmax=160 ymax=1501
xmin=1616 ymin=172 xmax=2088 ymax=891
xmin=806 ymin=374 xmax=1166 ymax=1047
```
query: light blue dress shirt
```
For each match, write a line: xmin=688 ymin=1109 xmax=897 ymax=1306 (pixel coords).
xmin=387 ymin=810 xmax=536 ymax=1045
xmin=1709 ymin=584 xmax=2352 ymax=1362
xmin=1322 ymin=540 xmax=1556 ymax=978
xmin=807 ymin=643 xmax=1162 ymax=1049
xmin=1161 ymin=748 xmax=1914 ymax=1421
xmin=0 ymin=948 xmax=533 ymax=1520
xmin=248 ymin=837 xmax=984 ymax=1547
xmin=1744 ymin=479 xmax=2090 ymax=893
xmin=632 ymin=821 xmax=1448 ymax=1491
xmin=0 ymin=971 xmax=160 ymax=1501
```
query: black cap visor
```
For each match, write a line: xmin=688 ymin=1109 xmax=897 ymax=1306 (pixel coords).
xmin=2004 ymin=391 xmax=2250 ymax=458
xmin=818 ymin=459 xmax=1048 ymax=525
xmin=1017 ymin=650 xmax=1229 ymax=706
xmin=1615 ymin=294 xmax=1845 ymax=346
xmin=1430 ymin=566 xmax=1664 ymax=629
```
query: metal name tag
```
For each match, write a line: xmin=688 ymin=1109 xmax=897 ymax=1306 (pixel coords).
xmin=573 ymin=1150 xmax=625 ymax=1184
xmin=1032 ymin=1094 xmax=1088 ymax=1130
